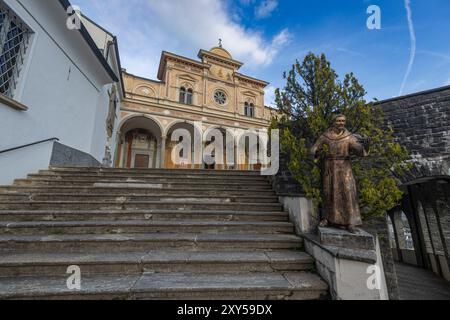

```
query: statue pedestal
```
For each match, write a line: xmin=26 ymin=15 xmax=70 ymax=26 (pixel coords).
xmin=318 ymin=227 xmax=375 ymax=251
xmin=302 ymin=226 xmax=388 ymax=300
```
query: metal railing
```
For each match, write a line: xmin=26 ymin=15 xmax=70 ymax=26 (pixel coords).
xmin=0 ymin=137 xmax=59 ymax=155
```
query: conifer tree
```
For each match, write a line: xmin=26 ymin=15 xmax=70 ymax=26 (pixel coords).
xmin=273 ymin=53 xmax=410 ymax=218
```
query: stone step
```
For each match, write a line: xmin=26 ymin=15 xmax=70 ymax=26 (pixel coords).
xmin=39 ymin=171 xmax=268 ymax=181
xmin=0 ymin=193 xmax=279 ymax=203
xmin=0 ymin=186 xmax=277 ymax=196
xmin=13 ymin=179 xmax=273 ymax=189
xmin=0 ymin=166 xmax=329 ymax=300
xmin=47 ymin=166 xmax=262 ymax=176
xmin=0 ymin=272 xmax=329 ymax=300
xmin=0 ymin=201 xmax=284 ymax=211
xmin=0 ymin=250 xmax=314 ymax=277
xmin=0 ymin=220 xmax=294 ymax=235
xmin=28 ymin=174 xmax=269 ymax=184
xmin=0 ymin=209 xmax=288 ymax=222
xmin=0 ymin=233 xmax=304 ymax=252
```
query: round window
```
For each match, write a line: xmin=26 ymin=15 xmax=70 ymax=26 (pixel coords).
xmin=214 ymin=90 xmax=227 ymax=105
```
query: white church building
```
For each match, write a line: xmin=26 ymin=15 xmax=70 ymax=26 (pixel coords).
xmin=0 ymin=0 xmax=123 ymax=184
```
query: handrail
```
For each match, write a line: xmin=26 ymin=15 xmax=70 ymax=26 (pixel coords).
xmin=0 ymin=138 xmax=59 ymax=155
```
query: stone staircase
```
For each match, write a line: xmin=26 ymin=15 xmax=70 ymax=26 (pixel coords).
xmin=0 ymin=167 xmax=328 ymax=300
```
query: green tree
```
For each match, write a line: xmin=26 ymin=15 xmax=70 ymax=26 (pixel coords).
xmin=273 ymin=53 xmax=409 ymax=218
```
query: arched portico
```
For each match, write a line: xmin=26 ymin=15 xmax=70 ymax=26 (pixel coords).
xmin=164 ymin=121 xmax=203 ymax=169
xmin=203 ymin=126 xmax=236 ymax=170
xmin=115 ymin=115 xmax=164 ymax=168
xmin=236 ymin=129 xmax=266 ymax=171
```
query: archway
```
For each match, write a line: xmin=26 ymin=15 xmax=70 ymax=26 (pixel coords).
xmin=203 ymin=127 xmax=235 ymax=170
xmin=165 ymin=121 xmax=202 ymax=169
xmin=115 ymin=115 xmax=163 ymax=168
xmin=390 ymin=210 xmax=418 ymax=266
xmin=236 ymin=130 xmax=266 ymax=171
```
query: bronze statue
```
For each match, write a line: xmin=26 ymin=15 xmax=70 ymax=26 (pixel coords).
xmin=311 ymin=114 xmax=370 ymax=233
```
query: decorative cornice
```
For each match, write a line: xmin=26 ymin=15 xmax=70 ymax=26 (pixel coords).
xmin=157 ymin=51 xmax=209 ymax=80
xmin=235 ymin=73 xmax=269 ymax=88
xmin=123 ymin=70 xmax=163 ymax=85
xmin=198 ymin=49 xmax=243 ymax=70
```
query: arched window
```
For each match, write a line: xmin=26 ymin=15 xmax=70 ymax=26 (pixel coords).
xmin=245 ymin=102 xmax=255 ymax=117
xmin=186 ymin=89 xmax=193 ymax=105
xmin=179 ymin=87 xmax=186 ymax=104
xmin=179 ymin=87 xmax=193 ymax=105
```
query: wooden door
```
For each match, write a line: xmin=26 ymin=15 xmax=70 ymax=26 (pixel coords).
xmin=134 ymin=154 xmax=150 ymax=168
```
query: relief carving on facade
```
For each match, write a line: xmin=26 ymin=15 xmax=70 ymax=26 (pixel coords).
xmin=134 ymin=85 xmax=156 ymax=97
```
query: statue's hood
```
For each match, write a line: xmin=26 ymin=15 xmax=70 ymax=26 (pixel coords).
xmin=322 ymin=128 xmax=352 ymax=141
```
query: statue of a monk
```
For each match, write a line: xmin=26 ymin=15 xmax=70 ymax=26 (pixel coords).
xmin=311 ymin=114 xmax=370 ymax=233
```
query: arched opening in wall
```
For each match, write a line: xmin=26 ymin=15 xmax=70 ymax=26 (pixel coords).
xmin=388 ymin=208 xmax=419 ymax=266
xmin=165 ymin=122 xmax=202 ymax=169
xmin=387 ymin=213 xmax=398 ymax=256
xmin=415 ymin=198 xmax=447 ymax=276
xmin=186 ymin=89 xmax=193 ymax=105
xmin=203 ymin=127 xmax=235 ymax=170
xmin=237 ymin=131 xmax=265 ymax=171
xmin=115 ymin=116 xmax=163 ymax=168
xmin=179 ymin=87 xmax=186 ymax=104
xmin=244 ymin=102 xmax=255 ymax=118
xmin=179 ymin=87 xmax=193 ymax=105
xmin=390 ymin=210 xmax=418 ymax=266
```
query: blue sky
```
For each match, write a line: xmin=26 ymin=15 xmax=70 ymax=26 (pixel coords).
xmin=75 ymin=0 xmax=450 ymax=105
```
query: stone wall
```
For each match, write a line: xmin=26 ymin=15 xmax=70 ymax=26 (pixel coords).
xmin=407 ymin=181 xmax=450 ymax=281
xmin=50 ymin=142 xmax=101 ymax=168
xmin=377 ymin=85 xmax=450 ymax=282
xmin=376 ymin=86 xmax=450 ymax=182
xmin=364 ymin=217 xmax=400 ymax=300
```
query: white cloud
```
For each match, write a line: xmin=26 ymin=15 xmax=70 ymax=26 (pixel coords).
xmin=145 ymin=0 xmax=288 ymax=66
xmin=79 ymin=0 xmax=289 ymax=79
xmin=264 ymin=86 xmax=277 ymax=107
xmin=255 ymin=0 xmax=279 ymax=19
xmin=399 ymin=0 xmax=416 ymax=96
xmin=77 ymin=0 xmax=290 ymax=79
xmin=271 ymin=28 xmax=290 ymax=46
xmin=336 ymin=48 xmax=365 ymax=58
xmin=418 ymin=50 xmax=450 ymax=61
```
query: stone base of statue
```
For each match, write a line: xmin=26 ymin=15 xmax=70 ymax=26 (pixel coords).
xmin=302 ymin=225 xmax=388 ymax=299
xmin=318 ymin=226 xmax=375 ymax=251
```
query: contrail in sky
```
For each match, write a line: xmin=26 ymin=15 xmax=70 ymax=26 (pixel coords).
xmin=399 ymin=0 xmax=416 ymax=96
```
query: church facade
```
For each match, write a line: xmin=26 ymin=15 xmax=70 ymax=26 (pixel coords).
xmin=116 ymin=45 xmax=277 ymax=170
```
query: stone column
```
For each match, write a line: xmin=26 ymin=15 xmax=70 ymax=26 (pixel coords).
xmin=393 ymin=212 xmax=407 ymax=250
xmin=160 ymin=136 xmax=166 ymax=169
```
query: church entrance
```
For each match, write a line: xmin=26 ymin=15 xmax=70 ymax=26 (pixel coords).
xmin=203 ymin=127 xmax=235 ymax=170
xmin=124 ymin=129 xmax=157 ymax=168
xmin=115 ymin=116 xmax=163 ymax=169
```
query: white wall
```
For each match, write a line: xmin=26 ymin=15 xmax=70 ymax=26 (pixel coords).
xmin=90 ymin=84 xmax=111 ymax=161
xmin=0 ymin=138 xmax=54 ymax=185
xmin=0 ymin=0 xmax=117 ymax=183
xmin=304 ymin=237 xmax=389 ymax=300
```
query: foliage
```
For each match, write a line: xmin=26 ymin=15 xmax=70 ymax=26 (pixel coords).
xmin=272 ymin=53 xmax=410 ymax=218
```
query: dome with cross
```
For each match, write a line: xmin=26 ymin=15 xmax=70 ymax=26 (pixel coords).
xmin=209 ymin=39 xmax=233 ymax=60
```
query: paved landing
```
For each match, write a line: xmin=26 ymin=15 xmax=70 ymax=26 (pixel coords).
xmin=396 ymin=263 xmax=450 ymax=300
